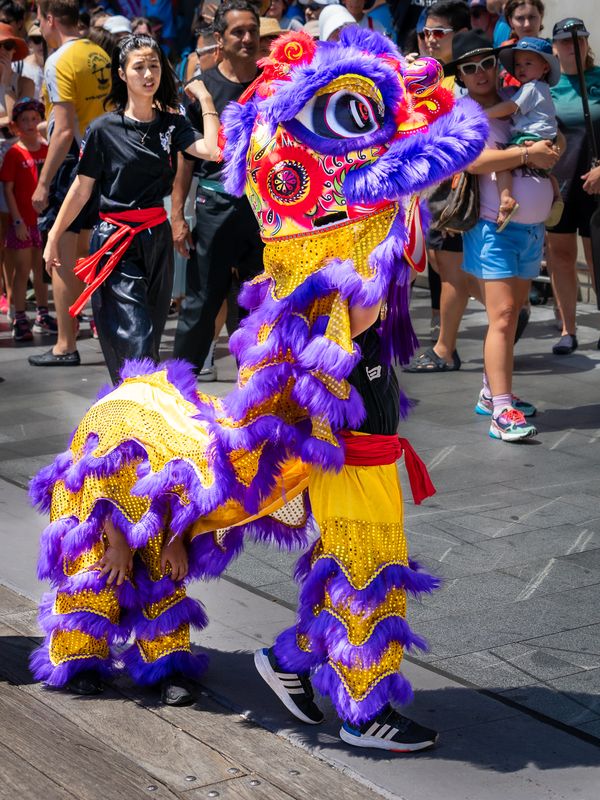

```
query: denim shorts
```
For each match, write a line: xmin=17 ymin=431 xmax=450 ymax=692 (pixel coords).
xmin=462 ymin=218 xmax=544 ymax=281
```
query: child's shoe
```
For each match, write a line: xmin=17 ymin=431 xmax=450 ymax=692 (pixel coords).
xmin=33 ymin=311 xmax=58 ymax=335
xmin=475 ymin=390 xmax=536 ymax=417
xmin=12 ymin=316 xmax=33 ymax=342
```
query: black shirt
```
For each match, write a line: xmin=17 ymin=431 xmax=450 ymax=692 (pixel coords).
xmin=78 ymin=110 xmax=200 ymax=212
xmin=349 ymin=325 xmax=400 ymax=436
xmin=185 ymin=66 xmax=256 ymax=182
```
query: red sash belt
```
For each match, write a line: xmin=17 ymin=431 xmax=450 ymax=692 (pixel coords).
xmin=339 ymin=430 xmax=436 ymax=505
xmin=69 ymin=207 xmax=168 ymax=317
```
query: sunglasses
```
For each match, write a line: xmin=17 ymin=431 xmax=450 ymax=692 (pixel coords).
xmin=0 ymin=41 xmax=15 ymax=50
xmin=457 ymin=54 xmax=497 ymax=75
xmin=29 ymin=35 xmax=43 ymax=44
xmin=470 ymin=8 xmax=488 ymax=18
xmin=195 ymin=44 xmax=218 ymax=56
xmin=423 ymin=26 xmax=453 ymax=39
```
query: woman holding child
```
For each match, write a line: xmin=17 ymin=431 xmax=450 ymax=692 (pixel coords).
xmin=447 ymin=31 xmax=560 ymax=442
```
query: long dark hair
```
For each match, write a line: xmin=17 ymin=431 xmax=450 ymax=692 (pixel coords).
xmin=104 ymin=35 xmax=179 ymax=112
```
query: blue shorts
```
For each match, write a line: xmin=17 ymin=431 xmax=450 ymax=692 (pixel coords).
xmin=462 ymin=219 xmax=544 ymax=281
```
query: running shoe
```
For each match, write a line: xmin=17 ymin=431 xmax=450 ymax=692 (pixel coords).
xmin=33 ymin=312 xmax=58 ymax=335
xmin=340 ymin=706 xmax=438 ymax=753
xmin=475 ymin=390 xmax=536 ymax=418
xmin=197 ymin=365 xmax=217 ymax=382
xmin=12 ymin=317 xmax=33 ymax=342
xmin=489 ymin=407 xmax=537 ymax=442
xmin=254 ymin=647 xmax=324 ymax=724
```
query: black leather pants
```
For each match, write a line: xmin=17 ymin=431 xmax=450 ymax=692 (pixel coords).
xmin=90 ymin=219 xmax=174 ymax=385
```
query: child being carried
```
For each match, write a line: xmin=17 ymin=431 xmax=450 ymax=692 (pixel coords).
xmin=486 ymin=37 xmax=563 ymax=231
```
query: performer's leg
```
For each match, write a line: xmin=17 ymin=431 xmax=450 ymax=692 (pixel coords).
xmin=122 ymin=529 xmax=209 ymax=705
xmin=30 ymin=538 xmax=133 ymax=693
xmin=260 ymin=463 xmax=439 ymax=751
xmin=145 ymin=221 xmax=175 ymax=361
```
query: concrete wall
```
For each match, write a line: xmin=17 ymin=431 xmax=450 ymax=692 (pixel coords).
xmin=543 ymin=0 xmax=599 ymax=56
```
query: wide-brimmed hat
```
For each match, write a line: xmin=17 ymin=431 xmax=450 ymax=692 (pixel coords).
xmin=499 ymin=36 xmax=561 ymax=87
xmin=444 ymin=30 xmax=502 ymax=79
xmin=259 ymin=17 xmax=283 ymax=39
xmin=0 ymin=23 xmax=29 ymax=61
xmin=552 ymin=17 xmax=590 ymax=41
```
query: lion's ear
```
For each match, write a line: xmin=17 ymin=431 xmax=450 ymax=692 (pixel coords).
xmin=221 ymin=100 xmax=260 ymax=197
xmin=345 ymin=97 xmax=488 ymax=204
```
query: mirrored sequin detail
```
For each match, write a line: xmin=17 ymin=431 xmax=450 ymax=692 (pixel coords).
xmin=143 ymin=586 xmax=187 ymax=620
xmin=332 ymin=641 xmax=404 ymax=701
xmin=315 ymin=587 xmax=406 ymax=646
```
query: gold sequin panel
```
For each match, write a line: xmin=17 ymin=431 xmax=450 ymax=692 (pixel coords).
xmin=136 ymin=623 xmax=191 ymax=663
xmin=263 ymin=205 xmax=398 ymax=300
xmin=139 ymin=530 xmax=166 ymax=582
xmin=312 ymin=518 xmax=409 ymax=589
xmin=332 ymin=641 xmax=404 ymax=701
xmin=63 ymin=540 xmax=105 ymax=577
xmin=49 ymin=629 xmax=110 ymax=666
xmin=51 ymin=461 xmax=149 ymax=525
xmin=143 ymin=586 xmax=187 ymax=621
xmin=314 ymin=587 xmax=406 ymax=646
xmin=54 ymin=588 xmax=120 ymax=624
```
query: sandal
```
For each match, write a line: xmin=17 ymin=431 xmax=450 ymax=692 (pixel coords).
xmin=497 ymin=199 xmax=520 ymax=233
xmin=404 ymin=347 xmax=461 ymax=373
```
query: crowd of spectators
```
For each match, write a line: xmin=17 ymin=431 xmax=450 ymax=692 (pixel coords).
xmin=0 ymin=0 xmax=597 ymax=443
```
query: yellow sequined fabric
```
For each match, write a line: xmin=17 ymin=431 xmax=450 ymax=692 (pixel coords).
xmin=143 ymin=586 xmax=187 ymax=620
xmin=315 ymin=587 xmax=406 ymax=647
xmin=137 ymin=623 xmax=191 ymax=663
xmin=139 ymin=530 xmax=166 ymax=582
xmin=262 ymin=205 xmax=398 ymax=300
xmin=49 ymin=629 xmax=110 ymax=666
xmin=63 ymin=540 xmax=105 ymax=577
xmin=51 ymin=462 xmax=149 ymax=525
xmin=230 ymin=443 xmax=267 ymax=488
xmin=54 ymin=588 xmax=120 ymax=624
xmin=332 ymin=642 xmax=404 ymax=701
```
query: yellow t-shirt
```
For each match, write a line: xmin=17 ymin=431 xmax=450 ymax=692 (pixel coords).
xmin=44 ymin=38 xmax=111 ymax=141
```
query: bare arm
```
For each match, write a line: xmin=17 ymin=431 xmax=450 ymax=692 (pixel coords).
xmin=486 ymin=99 xmax=518 ymax=119
xmin=467 ymin=138 xmax=559 ymax=174
xmin=96 ymin=518 xmax=133 ymax=586
xmin=43 ymin=174 xmax=96 ymax=271
xmin=350 ymin=302 xmax=383 ymax=338
xmin=32 ymin=102 xmax=77 ymax=213
xmin=171 ymin=153 xmax=195 ymax=257
xmin=183 ymin=80 xmax=220 ymax=161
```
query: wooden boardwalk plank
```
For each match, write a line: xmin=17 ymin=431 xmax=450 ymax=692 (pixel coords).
xmin=0 ymin=741 xmax=76 ymax=800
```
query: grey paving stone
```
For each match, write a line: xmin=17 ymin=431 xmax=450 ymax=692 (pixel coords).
xmin=500 ymin=556 xmax=600 ymax=598
xmin=499 ymin=683 xmax=600 ymax=727
xmin=517 ymin=624 xmax=600 ymax=672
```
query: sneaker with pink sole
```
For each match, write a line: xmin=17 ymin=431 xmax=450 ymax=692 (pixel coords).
xmin=475 ymin=390 xmax=536 ymax=417
xmin=489 ymin=407 xmax=537 ymax=442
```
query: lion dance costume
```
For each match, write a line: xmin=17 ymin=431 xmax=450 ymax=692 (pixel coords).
xmin=30 ymin=29 xmax=487 ymax=728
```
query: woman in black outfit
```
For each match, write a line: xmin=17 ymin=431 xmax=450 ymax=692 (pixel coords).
xmin=43 ymin=35 xmax=220 ymax=383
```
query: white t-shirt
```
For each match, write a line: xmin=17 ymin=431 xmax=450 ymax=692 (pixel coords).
xmin=479 ymin=116 xmax=553 ymax=225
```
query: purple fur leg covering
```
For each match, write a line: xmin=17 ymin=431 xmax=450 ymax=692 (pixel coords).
xmin=29 ymin=645 xmax=114 ymax=687
xmin=273 ymin=626 xmax=324 ymax=673
xmin=313 ymin=664 xmax=413 ymax=726
xmin=121 ymin=644 xmax=208 ymax=686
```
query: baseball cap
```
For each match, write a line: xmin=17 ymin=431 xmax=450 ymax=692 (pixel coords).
xmin=552 ymin=18 xmax=590 ymax=41
xmin=468 ymin=0 xmax=488 ymax=9
xmin=12 ymin=97 xmax=45 ymax=122
xmin=499 ymin=36 xmax=561 ymax=86
xmin=298 ymin=0 xmax=340 ymax=7
xmin=103 ymin=15 xmax=133 ymax=35
xmin=319 ymin=4 xmax=355 ymax=41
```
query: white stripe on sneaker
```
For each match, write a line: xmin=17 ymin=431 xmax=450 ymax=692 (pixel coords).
xmin=377 ymin=724 xmax=391 ymax=738
xmin=384 ymin=727 xmax=399 ymax=740
xmin=365 ymin=722 xmax=380 ymax=737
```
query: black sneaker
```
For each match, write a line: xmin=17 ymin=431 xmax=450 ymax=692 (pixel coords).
xmin=66 ymin=670 xmax=104 ymax=696
xmin=340 ymin=706 xmax=438 ymax=753
xmin=161 ymin=674 xmax=195 ymax=706
xmin=28 ymin=348 xmax=81 ymax=366
xmin=254 ymin=647 xmax=324 ymax=724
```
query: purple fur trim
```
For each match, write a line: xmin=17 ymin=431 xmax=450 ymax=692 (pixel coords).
xmin=120 ymin=643 xmax=208 ymax=686
xmin=222 ymin=98 xmax=261 ymax=196
xmin=30 ymin=644 xmax=114 ymax=686
xmin=273 ymin=626 xmax=323 ymax=672
xmin=313 ymin=664 xmax=413 ymax=725
xmin=345 ymin=97 xmax=489 ymax=204
xmin=131 ymin=596 xmax=208 ymax=641
xmin=187 ymin=527 xmax=246 ymax=581
xmin=29 ymin=449 xmax=73 ymax=513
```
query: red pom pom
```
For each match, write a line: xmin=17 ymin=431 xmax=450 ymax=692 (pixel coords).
xmin=268 ymin=31 xmax=317 ymax=68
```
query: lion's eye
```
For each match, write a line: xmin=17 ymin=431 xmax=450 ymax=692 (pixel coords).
xmin=295 ymin=89 xmax=383 ymax=139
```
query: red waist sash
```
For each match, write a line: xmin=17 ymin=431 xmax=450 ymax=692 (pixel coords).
xmin=69 ymin=207 xmax=168 ymax=317
xmin=339 ymin=430 xmax=436 ymax=506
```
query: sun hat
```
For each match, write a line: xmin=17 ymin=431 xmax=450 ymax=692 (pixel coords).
xmin=499 ymin=36 xmax=561 ymax=87
xmin=259 ymin=17 xmax=283 ymax=38
xmin=0 ymin=23 xmax=29 ymax=61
